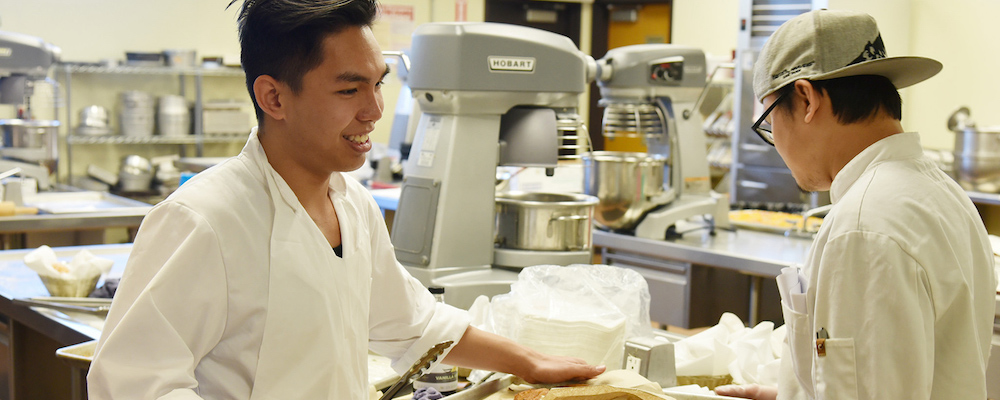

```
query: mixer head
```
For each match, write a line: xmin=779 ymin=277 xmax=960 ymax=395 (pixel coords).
xmin=600 ymin=101 xmax=667 ymax=141
xmin=595 ymin=44 xmax=706 ymax=145
xmin=0 ymin=31 xmax=61 ymax=120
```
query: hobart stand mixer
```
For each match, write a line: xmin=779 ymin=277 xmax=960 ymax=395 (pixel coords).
xmin=584 ymin=44 xmax=729 ymax=240
xmin=0 ymin=30 xmax=62 ymax=191
xmin=389 ymin=22 xmax=598 ymax=306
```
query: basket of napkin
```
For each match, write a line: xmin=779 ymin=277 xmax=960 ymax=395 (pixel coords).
xmin=24 ymin=245 xmax=114 ymax=297
xmin=673 ymin=313 xmax=783 ymax=390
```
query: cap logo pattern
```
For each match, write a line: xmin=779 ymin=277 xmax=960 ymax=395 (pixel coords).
xmin=848 ymin=35 xmax=886 ymax=65
xmin=772 ymin=61 xmax=816 ymax=81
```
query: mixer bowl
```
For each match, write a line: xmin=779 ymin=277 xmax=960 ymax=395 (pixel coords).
xmin=494 ymin=191 xmax=599 ymax=251
xmin=582 ymin=151 xmax=671 ymax=231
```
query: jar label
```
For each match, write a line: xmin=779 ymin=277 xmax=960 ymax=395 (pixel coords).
xmin=413 ymin=365 xmax=458 ymax=391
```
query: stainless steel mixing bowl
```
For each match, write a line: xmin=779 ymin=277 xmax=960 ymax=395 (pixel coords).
xmin=582 ymin=151 xmax=671 ymax=230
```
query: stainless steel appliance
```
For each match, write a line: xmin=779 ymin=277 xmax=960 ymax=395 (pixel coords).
xmin=587 ymin=44 xmax=730 ymax=240
xmin=949 ymin=107 xmax=1000 ymax=192
xmin=0 ymin=119 xmax=59 ymax=173
xmin=0 ymin=30 xmax=61 ymax=189
xmin=389 ymin=22 xmax=596 ymax=285
xmin=0 ymin=31 xmax=60 ymax=117
xmin=729 ymin=0 xmax=828 ymax=211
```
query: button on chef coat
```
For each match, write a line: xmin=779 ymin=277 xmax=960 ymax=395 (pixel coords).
xmin=777 ymin=132 xmax=996 ymax=400
xmin=88 ymin=128 xmax=471 ymax=399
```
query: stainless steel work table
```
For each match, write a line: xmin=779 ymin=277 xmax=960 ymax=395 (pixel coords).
xmin=0 ymin=244 xmax=128 ymax=399
xmin=0 ymin=210 xmax=147 ymax=234
xmin=593 ymin=228 xmax=814 ymax=327
xmin=0 ymin=190 xmax=151 ymax=250
xmin=593 ymin=228 xmax=813 ymax=277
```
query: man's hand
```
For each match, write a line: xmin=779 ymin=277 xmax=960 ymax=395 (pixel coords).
xmin=518 ymin=353 xmax=606 ymax=384
xmin=713 ymin=384 xmax=778 ymax=400
xmin=443 ymin=326 xmax=605 ymax=384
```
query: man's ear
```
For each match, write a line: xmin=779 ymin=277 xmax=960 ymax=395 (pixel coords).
xmin=794 ymin=79 xmax=823 ymax=124
xmin=253 ymin=75 xmax=287 ymax=121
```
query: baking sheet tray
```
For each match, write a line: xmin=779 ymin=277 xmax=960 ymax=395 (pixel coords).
xmin=23 ymin=191 xmax=152 ymax=214
xmin=433 ymin=375 xmax=739 ymax=400
xmin=728 ymin=210 xmax=821 ymax=236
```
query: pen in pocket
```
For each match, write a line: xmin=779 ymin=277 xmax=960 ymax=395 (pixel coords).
xmin=816 ymin=327 xmax=829 ymax=357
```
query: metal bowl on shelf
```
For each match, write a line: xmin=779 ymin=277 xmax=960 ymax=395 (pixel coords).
xmin=76 ymin=105 xmax=113 ymax=136
xmin=118 ymin=155 xmax=153 ymax=192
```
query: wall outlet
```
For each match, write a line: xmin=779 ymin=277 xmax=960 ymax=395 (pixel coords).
xmin=625 ymin=354 xmax=642 ymax=372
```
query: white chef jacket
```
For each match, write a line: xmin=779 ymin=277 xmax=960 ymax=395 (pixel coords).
xmin=777 ymin=132 xmax=996 ymax=400
xmin=88 ymin=128 xmax=471 ymax=399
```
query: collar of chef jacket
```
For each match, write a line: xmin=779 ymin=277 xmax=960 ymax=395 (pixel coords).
xmin=829 ymin=132 xmax=924 ymax=204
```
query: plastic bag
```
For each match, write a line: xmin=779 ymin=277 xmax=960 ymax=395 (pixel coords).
xmin=479 ymin=264 xmax=652 ymax=368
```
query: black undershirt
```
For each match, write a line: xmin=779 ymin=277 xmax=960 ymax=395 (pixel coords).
xmin=332 ymin=244 xmax=343 ymax=258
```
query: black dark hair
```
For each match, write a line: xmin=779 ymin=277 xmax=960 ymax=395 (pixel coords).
xmin=774 ymin=75 xmax=902 ymax=124
xmin=227 ymin=0 xmax=380 ymax=121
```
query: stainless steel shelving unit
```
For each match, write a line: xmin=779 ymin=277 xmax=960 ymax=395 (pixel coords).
xmin=66 ymin=134 xmax=247 ymax=145
xmin=58 ymin=63 xmax=247 ymax=179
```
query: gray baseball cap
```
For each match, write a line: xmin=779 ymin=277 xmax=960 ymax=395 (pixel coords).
xmin=753 ymin=9 xmax=942 ymax=102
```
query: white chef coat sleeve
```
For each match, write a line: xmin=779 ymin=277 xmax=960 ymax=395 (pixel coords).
xmin=810 ymin=231 xmax=934 ymax=399
xmin=88 ymin=202 xmax=228 ymax=400
xmin=362 ymin=196 xmax=471 ymax=373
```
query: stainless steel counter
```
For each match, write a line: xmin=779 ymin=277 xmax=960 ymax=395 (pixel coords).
xmin=968 ymin=190 xmax=1000 ymax=206
xmin=0 ymin=244 xmax=129 ymax=341
xmin=594 ymin=228 xmax=813 ymax=278
xmin=0 ymin=210 xmax=147 ymax=233
xmin=0 ymin=190 xmax=150 ymax=234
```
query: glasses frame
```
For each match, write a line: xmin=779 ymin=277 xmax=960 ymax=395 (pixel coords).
xmin=751 ymin=93 xmax=786 ymax=146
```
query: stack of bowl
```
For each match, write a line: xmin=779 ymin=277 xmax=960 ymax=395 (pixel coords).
xmin=119 ymin=91 xmax=154 ymax=137
xmin=157 ymin=95 xmax=190 ymax=137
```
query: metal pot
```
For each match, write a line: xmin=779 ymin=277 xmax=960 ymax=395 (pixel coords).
xmin=949 ymin=107 xmax=1000 ymax=192
xmin=494 ymin=191 xmax=598 ymax=251
xmin=581 ymin=151 xmax=672 ymax=230
xmin=953 ymin=126 xmax=1000 ymax=191
xmin=0 ymin=119 xmax=60 ymax=173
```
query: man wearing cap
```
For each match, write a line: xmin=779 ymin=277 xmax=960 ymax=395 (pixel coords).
xmin=715 ymin=9 xmax=996 ymax=400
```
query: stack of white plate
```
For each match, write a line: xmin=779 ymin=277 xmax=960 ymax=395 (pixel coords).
xmin=119 ymin=91 xmax=154 ymax=137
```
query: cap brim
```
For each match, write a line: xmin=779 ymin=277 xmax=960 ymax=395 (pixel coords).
xmin=811 ymin=56 xmax=943 ymax=90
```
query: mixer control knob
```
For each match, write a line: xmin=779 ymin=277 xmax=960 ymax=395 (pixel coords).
xmin=648 ymin=57 xmax=684 ymax=85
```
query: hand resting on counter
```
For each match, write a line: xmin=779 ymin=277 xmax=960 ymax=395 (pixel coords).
xmin=714 ymin=383 xmax=778 ymax=400
xmin=443 ymin=325 xmax=606 ymax=384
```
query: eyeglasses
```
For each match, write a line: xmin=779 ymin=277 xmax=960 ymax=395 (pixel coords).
xmin=751 ymin=93 xmax=786 ymax=146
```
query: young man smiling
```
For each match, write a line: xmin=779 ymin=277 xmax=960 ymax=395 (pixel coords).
xmin=716 ymin=9 xmax=996 ymax=400
xmin=87 ymin=1 xmax=603 ymax=398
